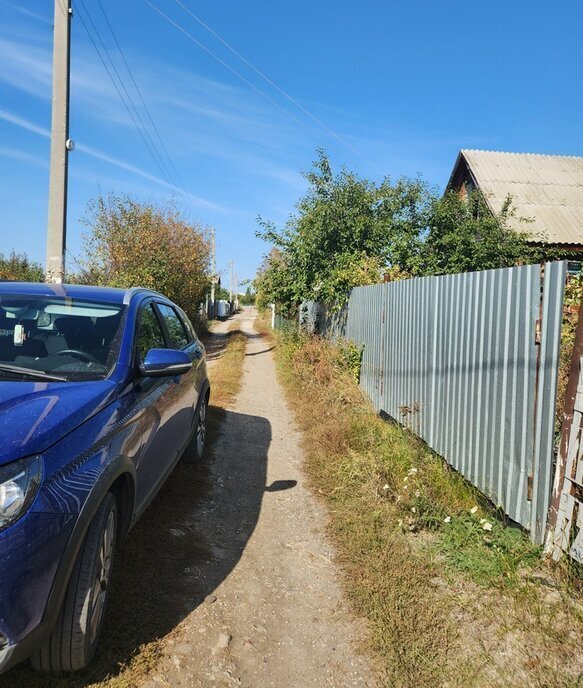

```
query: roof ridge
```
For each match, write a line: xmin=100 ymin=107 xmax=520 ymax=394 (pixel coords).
xmin=462 ymin=149 xmax=583 ymax=160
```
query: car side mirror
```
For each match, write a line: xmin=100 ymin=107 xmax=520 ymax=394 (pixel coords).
xmin=139 ymin=348 xmax=192 ymax=378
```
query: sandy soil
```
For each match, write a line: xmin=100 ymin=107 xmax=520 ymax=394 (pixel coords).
xmin=144 ymin=308 xmax=377 ymax=687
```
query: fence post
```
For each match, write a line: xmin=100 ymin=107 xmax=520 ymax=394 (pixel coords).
xmin=270 ymin=303 xmax=276 ymax=329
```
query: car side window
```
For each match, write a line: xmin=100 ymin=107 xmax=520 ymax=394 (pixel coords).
xmin=178 ymin=309 xmax=196 ymax=342
xmin=157 ymin=303 xmax=189 ymax=349
xmin=136 ymin=304 xmax=166 ymax=363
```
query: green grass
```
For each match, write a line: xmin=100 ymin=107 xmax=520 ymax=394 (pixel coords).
xmin=437 ymin=514 xmax=541 ymax=587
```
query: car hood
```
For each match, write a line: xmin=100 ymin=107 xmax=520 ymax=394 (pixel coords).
xmin=0 ymin=379 xmax=118 ymax=466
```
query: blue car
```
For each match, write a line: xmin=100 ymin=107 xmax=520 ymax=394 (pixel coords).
xmin=0 ymin=282 xmax=209 ymax=674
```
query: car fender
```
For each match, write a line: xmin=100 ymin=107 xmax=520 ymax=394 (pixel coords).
xmin=1 ymin=455 xmax=137 ymax=673
xmin=47 ymin=453 xmax=136 ymax=609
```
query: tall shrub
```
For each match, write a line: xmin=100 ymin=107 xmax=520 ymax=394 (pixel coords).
xmin=0 ymin=251 xmax=44 ymax=282
xmin=77 ymin=194 xmax=211 ymax=323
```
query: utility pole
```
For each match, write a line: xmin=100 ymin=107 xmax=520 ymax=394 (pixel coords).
xmin=210 ymin=227 xmax=216 ymax=317
xmin=46 ymin=0 xmax=73 ymax=283
xmin=228 ymin=260 xmax=233 ymax=302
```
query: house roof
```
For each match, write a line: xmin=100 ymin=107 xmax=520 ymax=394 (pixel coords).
xmin=447 ymin=150 xmax=583 ymax=245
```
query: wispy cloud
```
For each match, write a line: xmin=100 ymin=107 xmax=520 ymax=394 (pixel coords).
xmin=0 ymin=108 xmax=236 ymax=214
xmin=0 ymin=27 xmax=312 ymax=189
xmin=5 ymin=3 xmax=50 ymax=24
xmin=76 ymin=143 xmax=228 ymax=213
xmin=0 ymin=8 xmax=368 ymax=220
xmin=0 ymin=146 xmax=47 ymax=169
xmin=0 ymin=108 xmax=50 ymax=138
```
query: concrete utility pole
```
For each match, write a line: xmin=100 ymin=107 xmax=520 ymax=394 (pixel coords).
xmin=46 ymin=0 xmax=73 ymax=283
xmin=228 ymin=260 xmax=233 ymax=302
xmin=210 ymin=227 xmax=216 ymax=315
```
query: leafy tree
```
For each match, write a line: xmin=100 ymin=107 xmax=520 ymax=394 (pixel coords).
xmin=213 ymin=285 xmax=231 ymax=301
xmin=254 ymin=249 xmax=296 ymax=315
xmin=240 ymin=286 xmax=256 ymax=306
xmin=318 ymin=252 xmax=386 ymax=304
xmin=77 ymin=194 xmax=211 ymax=324
xmin=0 ymin=251 xmax=44 ymax=282
xmin=256 ymin=151 xmax=542 ymax=313
xmin=423 ymin=190 xmax=541 ymax=274
xmin=256 ymin=149 xmax=430 ymax=311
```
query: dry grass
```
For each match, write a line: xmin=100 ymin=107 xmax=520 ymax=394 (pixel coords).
xmin=1 ymin=329 xmax=248 ymax=688
xmin=206 ymin=329 xmax=247 ymax=410
xmin=251 ymin=312 xmax=273 ymax=340
xmin=274 ymin=329 xmax=583 ymax=688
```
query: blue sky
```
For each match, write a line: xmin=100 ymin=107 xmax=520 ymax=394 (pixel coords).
xmin=0 ymin=1 xmax=581 ymax=288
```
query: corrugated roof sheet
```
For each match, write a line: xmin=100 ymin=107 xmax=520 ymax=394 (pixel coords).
xmin=458 ymin=150 xmax=583 ymax=245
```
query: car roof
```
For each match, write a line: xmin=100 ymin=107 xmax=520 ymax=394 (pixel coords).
xmin=0 ymin=282 xmax=163 ymax=305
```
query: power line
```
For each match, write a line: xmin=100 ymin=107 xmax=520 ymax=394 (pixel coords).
xmin=171 ymin=0 xmax=381 ymax=173
xmin=94 ymin=0 xmax=185 ymax=193
xmin=142 ymin=0 xmax=321 ymax=140
xmin=75 ymin=0 xmax=175 ymax=187
xmin=75 ymin=0 xmax=178 ymax=190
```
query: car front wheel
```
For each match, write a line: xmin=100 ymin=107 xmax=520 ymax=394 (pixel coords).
xmin=31 ymin=493 xmax=117 ymax=673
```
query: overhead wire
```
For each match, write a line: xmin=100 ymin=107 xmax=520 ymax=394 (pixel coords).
xmin=94 ymin=0 xmax=186 ymax=193
xmin=75 ymin=0 xmax=175 ymax=188
xmin=74 ymin=0 xmax=179 ymax=192
xmin=142 ymin=0 xmax=322 ymax=140
xmin=170 ymin=0 xmax=382 ymax=173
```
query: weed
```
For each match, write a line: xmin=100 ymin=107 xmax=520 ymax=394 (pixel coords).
xmin=337 ymin=340 xmax=364 ymax=382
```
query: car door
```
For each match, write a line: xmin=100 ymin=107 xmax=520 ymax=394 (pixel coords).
xmin=131 ymin=301 xmax=189 ymax=512
xmin=175 ymin=305 xmax=206 ymax=402
xmin=155 ymin=302 xmax=201 ymax=435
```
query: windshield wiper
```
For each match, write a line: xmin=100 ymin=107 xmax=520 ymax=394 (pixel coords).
xmin=0 ymin=364 xmax=69 ymax=382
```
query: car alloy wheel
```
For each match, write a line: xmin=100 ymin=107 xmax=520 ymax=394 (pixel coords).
xmin=89 ymin=508 xmax=116 ymax=645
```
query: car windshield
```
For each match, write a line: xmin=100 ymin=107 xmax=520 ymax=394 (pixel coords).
xmin=0 ymin=295 xmax=125 ymax=381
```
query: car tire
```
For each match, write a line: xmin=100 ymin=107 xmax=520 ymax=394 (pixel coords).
xmin=183 ymin=394 xmax=207 ymax=464
xmin=31 ymin=493 xmax=117 ymax=673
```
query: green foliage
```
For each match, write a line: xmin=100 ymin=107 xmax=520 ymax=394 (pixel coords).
xmin=423 ymin=190 xmax=542 ymax=274
xmin=256 ymin=149 xmax=429 ymax=310
xmin=0 ymin=251 xmax=44 ymax=282
xmin=214 ymin=285 xmax=231 ymax=301
xmin=254 ymin=248 xmax=297 ymax=317
xmin=239 ymin=286 xmax=255 ymax=306
xmin=319 ymin=252 xmax=386 ymax=305
xmin=256 ymin=150 xmax=541 ymax=314
xmin=437 ymin=513 xmax=541 ymax=588
xmin=76 ymin=194 xmax=211 ymax=324
xmin=337 ymin=340 xmax=363 ymax=382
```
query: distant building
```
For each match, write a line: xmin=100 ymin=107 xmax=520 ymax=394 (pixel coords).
xmin=447 ymin=150 xmax=583 ymax=255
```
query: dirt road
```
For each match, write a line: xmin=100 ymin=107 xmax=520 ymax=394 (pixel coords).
xmin=146 ymin=309 xmax=376 ymax=687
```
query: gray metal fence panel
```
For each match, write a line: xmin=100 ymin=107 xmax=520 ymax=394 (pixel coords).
xmin=305 ymin=262 xmax=567 ymax=542
xmin=532 ymin=261 xmax=567 ymax=541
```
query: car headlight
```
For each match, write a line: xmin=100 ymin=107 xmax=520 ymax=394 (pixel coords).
xmin=0 ymin=456 xmax=42 ymax=531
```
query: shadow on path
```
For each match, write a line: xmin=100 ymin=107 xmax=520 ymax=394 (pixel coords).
xmin=2 ymin=406 xmax=271 ymax=687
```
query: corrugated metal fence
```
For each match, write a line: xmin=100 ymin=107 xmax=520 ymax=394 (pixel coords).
xmin=304 ymin=262 xmax=567 ymax=543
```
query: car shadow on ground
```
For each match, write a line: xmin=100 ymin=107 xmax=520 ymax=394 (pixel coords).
xmin=2 ymin=406 xmax=272 ymax=688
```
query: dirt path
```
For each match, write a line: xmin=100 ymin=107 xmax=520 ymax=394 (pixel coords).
xmin=146 ymin=308 xmax=377 ymax=687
